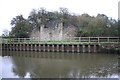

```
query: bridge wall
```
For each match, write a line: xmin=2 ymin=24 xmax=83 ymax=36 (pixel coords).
xmin=2 ymin=43 xmax=101 ymax=53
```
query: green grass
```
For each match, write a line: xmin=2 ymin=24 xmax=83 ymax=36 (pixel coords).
xmin=2 ymin=41 xmax=119 ymax=44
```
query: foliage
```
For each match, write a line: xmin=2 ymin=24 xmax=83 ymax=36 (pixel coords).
xmin=9 ymin=8 xmax=119 ymax=38
xmin=10 ymin=15 xmax=32 ymax=38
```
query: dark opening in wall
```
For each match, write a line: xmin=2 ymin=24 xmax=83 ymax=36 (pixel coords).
xmin=44 ymin=26 xmax=48 ymax=28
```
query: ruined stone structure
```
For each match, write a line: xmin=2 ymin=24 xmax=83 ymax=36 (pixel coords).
xmin=30 ymin=20 xmax=77 ymax=41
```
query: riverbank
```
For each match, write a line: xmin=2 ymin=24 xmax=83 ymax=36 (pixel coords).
xmin=2 ymin=43 xmax=119 ymax=53
xmin=2 ymin=37 xmax=119 ymax=53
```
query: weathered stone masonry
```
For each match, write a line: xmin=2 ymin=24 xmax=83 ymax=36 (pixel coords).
xmin=30 ymin=21 xmax=77 ymax=41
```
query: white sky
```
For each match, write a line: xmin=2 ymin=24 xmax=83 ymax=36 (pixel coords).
xmin=0 ymin=0 xmax=119 ymax=36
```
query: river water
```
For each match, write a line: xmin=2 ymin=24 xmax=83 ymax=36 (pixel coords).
xmin=1 ymin=51 xmax=119 ymax=78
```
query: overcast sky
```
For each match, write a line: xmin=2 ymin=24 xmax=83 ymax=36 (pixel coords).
xmin=0 ymin=0 xmax=119 ymax=36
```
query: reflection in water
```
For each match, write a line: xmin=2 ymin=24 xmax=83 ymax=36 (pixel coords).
xmin=2 ymin=51 xmax=118 ymax=78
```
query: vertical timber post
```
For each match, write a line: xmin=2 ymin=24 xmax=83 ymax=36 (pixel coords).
xmin=62 ymin=44 xmax=64 ymax=52
xmin=10 ymin=44 xmax=12 ymax=51
xmin=72 ymin=45 xmax=74 ymax=53
xmin=6 ymin=44 xmax=8 ymax=51
xmin=89 ymin=37 xmax=90 ymax=43
xmin=13 ymin=44 xmax=14 ymax=51
xmin=77 ymin=45 xmax=80 ymax=53
xmin=108 ymin=37 xmax=109 ymax=42
xmin=31 ymin=44 xmax=33 ymax=51
xmin=88 ymin=45 xmax=91 ymax=53
xmin=23 ymin=44 xmax=25 ymax=51
xmin=94 ymin=45 xmax=97 ymax=53
xmin=98 ymin=37 xmax=100 ymax=43
xmin=47 ymin=44 xmax=50 ymax=52
xmin=43 ymin=44 xmax=45 ymax=52
xmin=27 ymin=44 xmax=29 ymax=51
xmin=67 ymin=45 xmax=69 ymax=52
xmin=39 ymin=44 xmax=41 ymax=51
xmin=19 ymin=44 xmax=21 ymax=51
xmin=82 ymin=45 xmax=85 ymax=53
xmin=79 ymin=37 xmax=81 ymax=42
xmin=16 ymin=44 xmax=18 ymax=51
xmin=35 ymin=44 xmax=37 ymax=51
xmin=52 ymin=44 xmax=54 ymax=52
xmin=57 ymin=44 xmax=59 ymax=52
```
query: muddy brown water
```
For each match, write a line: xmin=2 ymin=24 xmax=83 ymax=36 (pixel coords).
xmin=1 ymin=51 xmax=119 ymax=78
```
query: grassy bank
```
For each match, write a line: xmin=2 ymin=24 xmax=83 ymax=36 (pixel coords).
xmin=2 ymin=40 xmax=119 ymax=44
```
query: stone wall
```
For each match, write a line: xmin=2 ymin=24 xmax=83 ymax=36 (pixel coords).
xmin=30 ymin=22 xmax=77 ymax=41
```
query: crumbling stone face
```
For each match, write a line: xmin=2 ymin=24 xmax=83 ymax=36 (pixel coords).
xmin=62 ymin=27 xmax=77 ymax=41
xmin=30 ymin=21 xmax=77 ymax=41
